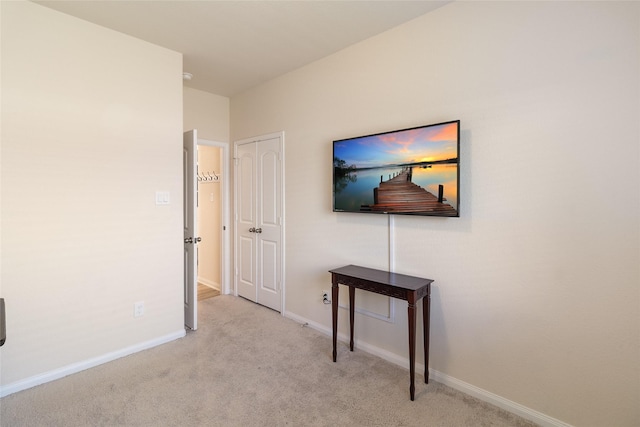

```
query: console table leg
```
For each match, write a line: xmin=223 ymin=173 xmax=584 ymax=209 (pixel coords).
xmin=423 ymin=294 xmax=430 ymax=384
xmin=332 ymin=280 xmax=338 ymax=362
xmin=408 ymin=300 xmax=416 ymax=401
xmin=349 ymin=286 xmax=355 ymax=352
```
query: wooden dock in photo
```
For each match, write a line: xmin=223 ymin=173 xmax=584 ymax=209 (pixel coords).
xmin=362 ymin=169 xmax=457 ymax=216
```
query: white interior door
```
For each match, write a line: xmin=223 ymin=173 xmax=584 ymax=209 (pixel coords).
xmin=183 ymin=129 xmax=198 ymax=330
xmin=235 ymin=133 xmax=284 ymax=312
xmin=255 ymin=137 xmax=282 ymax=311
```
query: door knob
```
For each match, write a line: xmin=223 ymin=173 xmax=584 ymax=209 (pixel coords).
xmin=195 ymin=237 xmax=202 ymax=243
xmin=255 ymin=228 xmax=262 ymax=234
xmin=249 ymin=227 xmax=256 ymax=233
xmin=184 ymin=237 xmax=193 ymax=244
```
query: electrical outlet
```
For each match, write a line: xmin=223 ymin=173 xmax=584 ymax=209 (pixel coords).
xmin=322 ymin=290 xmax=330 ymax=304
xmin=134 ymin=301 xmax=145 ymax=317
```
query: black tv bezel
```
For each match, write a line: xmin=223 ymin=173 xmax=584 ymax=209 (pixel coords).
xmin=332 ymin=119 xmax=460 ymax=217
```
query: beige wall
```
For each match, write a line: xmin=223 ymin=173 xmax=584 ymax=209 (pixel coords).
xmin=231 ymin=2 xmax=639 ymax=426
xmin=1 ymin=1 xmax=184 ymax=391
xmin=183 ymin=87 xmax=229 ymax=142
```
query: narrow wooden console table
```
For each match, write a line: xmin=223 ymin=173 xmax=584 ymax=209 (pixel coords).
xmin=329 ymin=264 xmax=433 ymax=401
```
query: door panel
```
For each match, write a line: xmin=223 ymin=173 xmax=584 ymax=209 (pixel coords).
xmin=260 ymin=239 xmax=278 ymax=292
xmin=256 ymin=136 xmax=282 ymax=311
xmin=260 ymin=150 xmax=279 ymax=225
xmin=236 ymin=143 xmax=257 ymax=300
xmin=239 ymin=154 xmax=255 ymax=223
xmin=183 ymin=130 xmax=197 ymax=330
xmin=258 ymin=238 xmax=279 ymax=310
xmin=240 ymin=236 xmax=255 ymax=286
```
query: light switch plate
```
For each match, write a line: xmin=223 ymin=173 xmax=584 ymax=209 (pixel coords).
xmin=155 ymin=191 xmax=170 ymax=205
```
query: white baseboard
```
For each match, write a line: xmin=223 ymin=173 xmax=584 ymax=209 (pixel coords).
xmin=429 ymin=370 xmax=572 ymax=427
xmin=0 ymin=329 xmax=186 ymax=398
xmin=284 ymin=311 xmax=571 ymax=427
xmin=197 ymin=277 xmax=221 ymax=291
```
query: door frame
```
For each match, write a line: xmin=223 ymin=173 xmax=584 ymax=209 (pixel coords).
xmin=233 ymin=131 xmax=285 ymax=315
xmin=198 ymin=138 xmax=231 ymax=295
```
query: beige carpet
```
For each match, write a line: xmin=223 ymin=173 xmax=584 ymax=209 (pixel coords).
xmin=0 ymin=296 xmax=537 ymax=426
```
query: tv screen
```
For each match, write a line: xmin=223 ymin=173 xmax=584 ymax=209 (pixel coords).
xmin=333 ymin=120 xmax=460 ymax=217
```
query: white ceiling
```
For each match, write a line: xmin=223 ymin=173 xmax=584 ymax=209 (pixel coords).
xmin=34 ymin=1 xmax=449 ymax=97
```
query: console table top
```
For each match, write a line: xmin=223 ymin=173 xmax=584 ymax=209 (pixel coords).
xmin=329 ymin=264 xmax=433 ymax=291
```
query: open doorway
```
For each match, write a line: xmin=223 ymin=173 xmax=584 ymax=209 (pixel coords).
xmin=184 ymin=132 xmax=230 ymax=330
xmin=196 ymin=139 xmax=230 ymax=302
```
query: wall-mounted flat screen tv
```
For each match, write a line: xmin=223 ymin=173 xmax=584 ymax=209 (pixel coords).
xmin=333 ymin=120 xmax=460 ymax=217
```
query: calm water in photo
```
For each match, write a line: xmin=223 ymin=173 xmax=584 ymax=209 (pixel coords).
xmin=334 ymin=164 xmax=458 ymax=212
